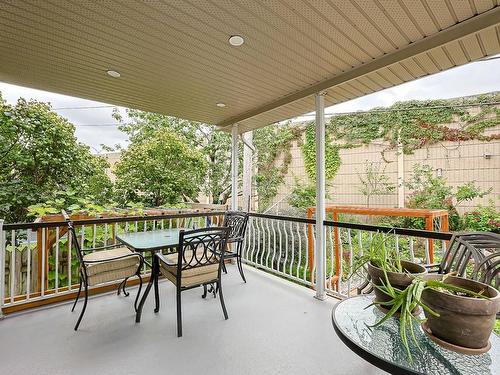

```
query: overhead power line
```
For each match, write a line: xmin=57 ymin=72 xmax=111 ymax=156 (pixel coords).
xmin=297 ymin=101 xmax=500 ymax=119
xmin=71 ymin=101 xmax=500 ymax=127
xmin=74 ymin=123 xmax=121 ymax=127
xmin=53 ymin=105 xmax=116 ymax=110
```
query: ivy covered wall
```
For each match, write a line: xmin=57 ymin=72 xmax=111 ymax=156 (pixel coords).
xmin=258 ymin=93 xmax=500 ymax=212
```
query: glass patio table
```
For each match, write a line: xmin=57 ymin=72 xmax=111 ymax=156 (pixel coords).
xmin=332 ymin=295 xmax=500 ymax=375
xmin=117 ymin=228 xmax=185 ymax=322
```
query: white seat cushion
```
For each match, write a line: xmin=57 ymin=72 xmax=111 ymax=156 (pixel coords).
xmin=83 ymin=247 xmax=140 ymax=277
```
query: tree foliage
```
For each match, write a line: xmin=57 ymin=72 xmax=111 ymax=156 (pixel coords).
xmin=114 ymin=129 xmax=207 ymax=206
xmin=0 ymin=94 xmax=112 ymax=222
xmin=114 ymin=109 xmax=233 ymax=204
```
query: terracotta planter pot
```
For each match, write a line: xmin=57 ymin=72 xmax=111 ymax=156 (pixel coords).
xmin=367 ymin=260 xmax=427 ymax=306
xmin=421 ymin=275 xmax=500 ymax=350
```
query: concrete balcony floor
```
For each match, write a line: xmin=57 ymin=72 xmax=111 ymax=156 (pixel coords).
xmin=0 ymin=265 xmax=384 ymax=375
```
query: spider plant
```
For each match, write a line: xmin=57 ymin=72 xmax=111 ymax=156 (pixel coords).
xmin=350 ymin=230 xmax=404 ymax=278
xmin=370 ymin=271 xmax=489 ymax=361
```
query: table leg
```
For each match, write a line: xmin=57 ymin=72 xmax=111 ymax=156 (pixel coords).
xmin=135 ymin=268 xmax=155 ymax=323
xmin=153 ymin=256 xmax=160 ymax=313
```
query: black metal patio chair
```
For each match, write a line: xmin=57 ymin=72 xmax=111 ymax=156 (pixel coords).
xmin=67 ymin=221 xmax=144 ymax=331
xmin=426 ymin=232 xmax=500 ymax=287
xmin=221 ymin=211 xmax=249 ymax=282
xmin=155 ymin=227 xmax=230 ymax=337
xmin=357 ymin=231 xmax=500 ymax=295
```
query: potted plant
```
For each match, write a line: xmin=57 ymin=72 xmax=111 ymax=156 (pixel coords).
xmin=372 ymin=273 xmax=499 ymax=359
xmin=351 ymin=232 xmax=427 ymax=310
xmin=420 ymin=274 xmax=499 ymax=351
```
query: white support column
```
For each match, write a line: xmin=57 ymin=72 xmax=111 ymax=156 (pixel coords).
xmin=314 ymin=92 xmax=327 ymax=300
xmin=242 ymin=131 xmax=254 ymax=212
xmin=231 ymin=124 xmax=239 ymax=211
xmin=397 ymin=133 xmax=405 ymax=208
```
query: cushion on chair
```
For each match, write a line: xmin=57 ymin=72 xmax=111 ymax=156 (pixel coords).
xmin=158 ymin=251 xmax=219 ymax=288
xmin=83 ymin=247 xmax=140 ymax=276
xmin=87 ymin=265 xmax=140 ymax=286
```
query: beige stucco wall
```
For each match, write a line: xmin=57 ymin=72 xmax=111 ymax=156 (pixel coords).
xmin=272 ymin=122 xmax=500 ymax=214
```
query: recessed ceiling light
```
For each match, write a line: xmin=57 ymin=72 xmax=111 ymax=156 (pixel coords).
xmin=228 ymin=35 xmax=244 ymax=46
xmin=106 ymin=70 xmax=121 ymax=78
xmin=216 ymin=102 xmax=226 ymax=108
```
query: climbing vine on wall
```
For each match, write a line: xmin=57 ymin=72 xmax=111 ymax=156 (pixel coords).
xmin=253 ymin=123 xmax=302 ymax=210
xmin=328 ymin=93 xmax=500 ymax=155
xmin=302 ymin=122 xmax=342 ymax=181
xmin=256 ymin=93 xmax=500 ymax=209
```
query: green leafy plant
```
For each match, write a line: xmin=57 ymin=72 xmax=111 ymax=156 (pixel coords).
xmin=0 ymin=93 xmax=113 ymax=222
xmin=253 ymin=122 xmax=302 ymax=210
xmin=403 ymin=164 xmax=491 ymax=231
xmin=114 ymin=129 xmax=207 ymax=207
xmin=288 ymin=180 xmax=329 ymax=210
xmin=462 ymin=201 xmax=500 ymax=233
xmin=371 ymin=273 xmax=489 ymax=361
xmin=350 ymin=231 xmax=403 ymax=278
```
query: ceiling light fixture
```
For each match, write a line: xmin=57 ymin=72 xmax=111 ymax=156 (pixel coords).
xmin=216 ymin=102 xmax=226 ymax=108
xmin=228 ymin=35 xmax=244 ymax=46
xmin=106 ymin=70 xmax=121 ymax=78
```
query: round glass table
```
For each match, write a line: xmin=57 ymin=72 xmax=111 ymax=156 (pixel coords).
xmin=332 ymin=295 xmax=500 ymax=375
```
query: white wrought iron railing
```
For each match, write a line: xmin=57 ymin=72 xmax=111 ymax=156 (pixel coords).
xmin=243 ymin=213 xmax=452 ymax=298
xmin=0 ymin=211 xmax=453 ymax=314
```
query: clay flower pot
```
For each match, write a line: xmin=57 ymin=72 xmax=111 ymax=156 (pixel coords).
xmin=421 ymin=275 xmax=500 ymax=351
xmin=367 ymin=260 xmax=427 ymax=306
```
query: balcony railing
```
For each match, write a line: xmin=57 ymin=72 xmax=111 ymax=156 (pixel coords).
xmin=243 ymin=213 xmax=452 ymax=298
xmin=0 ymin=211 xmax=453 ymax=314
xmin=0 ymin=211 xmax=226 ymax=314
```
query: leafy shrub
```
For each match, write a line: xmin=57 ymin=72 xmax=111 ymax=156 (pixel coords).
xmin=462 ymin=202 xmax=500 ymax=233
xmin=288 ymin=181 xmax=317 ymax=210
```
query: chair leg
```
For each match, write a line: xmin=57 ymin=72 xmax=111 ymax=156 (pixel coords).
xmin=222 ymin=261 xmax=227 ymax=274
xmin=153 ymin=262 xmax=160 ymax=313
xmin=176 ymin=288 xmax=182 ymax=337
xmin=134 ymin=273 xmax=143 ymax=312
xmin=217 ymin=280 xmax=228 ymax=320
xmin=202 ymin=284 xmax=208 ymax=299
xmin=74 ymin=282 xmax=88 ymax=331
xmin=71 ymin=279 xmax=82 ymax=312
xmin=236 ymin=256 xmax=246 ymax=283
xmin=119 ymin=277 xmax=130 ymax=297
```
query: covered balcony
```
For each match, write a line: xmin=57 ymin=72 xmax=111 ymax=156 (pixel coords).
xmin=1 ymin=1 xmax=500 ymax=374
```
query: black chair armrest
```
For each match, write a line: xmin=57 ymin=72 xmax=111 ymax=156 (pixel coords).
xmin=156 ymin=252 xmax=177 ymax=267
xmin=424 ymin=263 xmax=441 ymax=273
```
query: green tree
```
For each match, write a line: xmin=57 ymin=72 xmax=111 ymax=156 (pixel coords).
xmin=113 ymin=109 xmax=233 ymax=204
xmin=358 ymin=162 xmax=395 ymax=207
xmin=114 ymin=129 xmax=207 ymax=206
xmin=0 ymin=94 xmax=112 ymax=222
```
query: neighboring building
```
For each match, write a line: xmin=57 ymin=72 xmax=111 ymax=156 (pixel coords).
xmin=102 ymin=152 xmax=121 ymax=183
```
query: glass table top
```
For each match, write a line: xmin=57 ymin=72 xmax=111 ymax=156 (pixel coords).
xmin=332 ymin=295 xmax=500 ymax=375
xmin=116 ymin=228 xmax=184 ymax=251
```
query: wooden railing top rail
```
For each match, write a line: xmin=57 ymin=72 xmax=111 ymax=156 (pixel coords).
xmin=2 ymin=211 xmax=227 ymax=230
